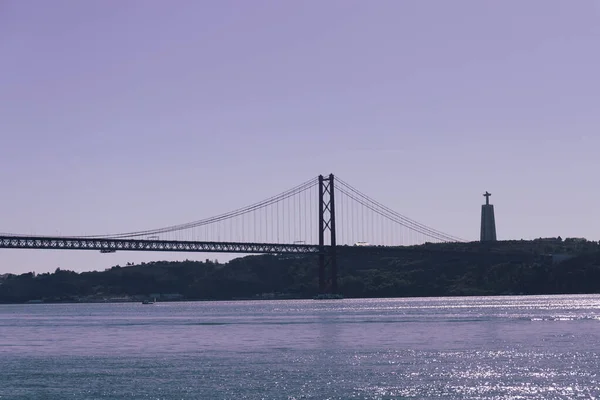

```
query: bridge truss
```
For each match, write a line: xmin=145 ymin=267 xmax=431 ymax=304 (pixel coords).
xmin=0 ymin=236 xmax=320 ymax=254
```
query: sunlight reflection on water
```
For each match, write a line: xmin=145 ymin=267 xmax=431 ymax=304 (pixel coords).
xmin=1 ymin=294 xmax=599 ymax=399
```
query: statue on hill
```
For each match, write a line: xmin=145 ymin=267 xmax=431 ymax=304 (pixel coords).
xmin=480 ymin=191 xmax=497 ymax=242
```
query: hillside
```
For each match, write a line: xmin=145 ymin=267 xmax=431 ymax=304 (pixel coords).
xmin=1 ymin=237 xmax=599 ymax=303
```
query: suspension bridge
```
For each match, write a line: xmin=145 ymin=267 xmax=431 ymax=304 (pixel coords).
xmin=0 ymin=174 xmax=464 ymax=293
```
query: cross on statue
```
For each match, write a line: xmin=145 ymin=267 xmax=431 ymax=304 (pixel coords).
xmin=483 ymin=191 xmax=491 ymax=205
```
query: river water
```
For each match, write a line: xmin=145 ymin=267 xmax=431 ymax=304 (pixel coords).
xmin=1 ymin=295 xmax=599 ymax=399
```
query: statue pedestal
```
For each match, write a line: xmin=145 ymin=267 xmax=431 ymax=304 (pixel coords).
xmin=480 ymin=204 xmax=497 ymax=242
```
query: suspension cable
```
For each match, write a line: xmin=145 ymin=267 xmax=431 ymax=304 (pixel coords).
xmin=78 ymin=177 xmax=319 ymax=239
xmin=335 ymin=180 xmax=464 ymax=242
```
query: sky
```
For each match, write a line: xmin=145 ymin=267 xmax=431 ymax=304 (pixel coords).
xmin=1 ymin=1 xmax=599 ymax=274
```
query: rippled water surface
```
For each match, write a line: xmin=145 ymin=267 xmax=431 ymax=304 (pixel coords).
xmin=1 ymin=295 xmax=600 ymax=399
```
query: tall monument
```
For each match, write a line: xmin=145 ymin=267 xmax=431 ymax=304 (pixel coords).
xmin=480 ymin=191 xmax=497 ymax=242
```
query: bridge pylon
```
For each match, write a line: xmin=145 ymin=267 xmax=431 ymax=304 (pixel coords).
xmin=318 ymin=174 xmax=337 ymax=294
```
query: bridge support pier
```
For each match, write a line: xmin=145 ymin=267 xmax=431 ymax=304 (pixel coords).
xmin=318 ymin=174 xmax=337 ymax=294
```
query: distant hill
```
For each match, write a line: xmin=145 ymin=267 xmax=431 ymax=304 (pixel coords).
xmin=1 ymin=238 xmax=599 ymax=303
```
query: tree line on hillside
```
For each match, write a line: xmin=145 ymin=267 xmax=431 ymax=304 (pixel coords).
xmin=1 ymin=238 xmax=600 ymax=303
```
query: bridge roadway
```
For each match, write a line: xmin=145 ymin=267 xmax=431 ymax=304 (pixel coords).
xmin=0 ymin=235 xmax=444 ymax=256
xmin=0 ymin=235 xmax=537 ymax=264
xmin=0 ymin=235 xmax=321 ymax=254
xmin=0 ymin=235 xmax=435 ymax=255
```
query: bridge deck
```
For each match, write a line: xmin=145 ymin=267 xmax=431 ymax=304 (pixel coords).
xmin=0 ymin=235 xmax=321 ymax=254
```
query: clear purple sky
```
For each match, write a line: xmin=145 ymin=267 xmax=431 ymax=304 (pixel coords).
xmin=1 ymin=1 xmax=599 ymax=274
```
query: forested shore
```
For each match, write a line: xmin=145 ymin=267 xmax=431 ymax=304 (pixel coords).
xmin=1 ymin=237 xmax=599 ymax=303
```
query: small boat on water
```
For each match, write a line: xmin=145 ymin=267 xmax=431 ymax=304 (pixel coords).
xmin=142 ymin=298 xmax=156 ymax=304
